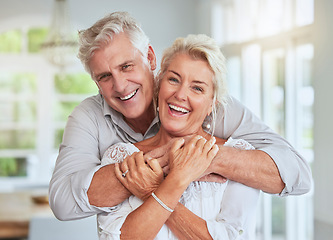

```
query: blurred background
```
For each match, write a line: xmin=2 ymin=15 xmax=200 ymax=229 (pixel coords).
xmin=0 ymin=0 xmax=331 ymax=239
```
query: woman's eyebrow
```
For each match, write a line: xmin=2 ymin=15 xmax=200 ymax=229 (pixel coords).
xmin=168 ymin=70 xmax=208 ymax=86
xmin=192 ymin=80 xmax=208 ymax=86
xmin=168 ymin=70 xmax=181 ymax=78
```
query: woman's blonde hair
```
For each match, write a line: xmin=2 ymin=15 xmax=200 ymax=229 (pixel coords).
xmin=156 ymin=34 xmax=228 ymax=134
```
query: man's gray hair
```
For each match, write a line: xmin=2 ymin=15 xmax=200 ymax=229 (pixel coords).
xmin=77 ymin=11 xmax=150 ymax=76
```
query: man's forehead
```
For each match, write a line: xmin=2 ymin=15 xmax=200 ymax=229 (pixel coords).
xmin=90 ymin=45 xmax=143 ymax=78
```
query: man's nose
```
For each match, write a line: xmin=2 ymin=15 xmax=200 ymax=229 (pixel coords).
xmin=112 ymin=74 xmax=128 ymax=93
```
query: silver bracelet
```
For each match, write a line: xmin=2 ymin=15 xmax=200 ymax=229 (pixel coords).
xmin=151 ymin=192 xmax=174 ymax=213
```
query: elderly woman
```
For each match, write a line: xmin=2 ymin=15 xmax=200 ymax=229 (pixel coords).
xmin=98 ymin=34 xmax=260 ymax=240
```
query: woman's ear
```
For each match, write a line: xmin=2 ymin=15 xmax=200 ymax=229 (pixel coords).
xmin=147 ymin=45 xmax=157 ymax=70
xmin=207 ymin=103 xmax=213 ymax=117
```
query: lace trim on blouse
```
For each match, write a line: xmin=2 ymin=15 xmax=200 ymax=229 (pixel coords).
xmin=101 ymin=138 xmax=255 ymax=203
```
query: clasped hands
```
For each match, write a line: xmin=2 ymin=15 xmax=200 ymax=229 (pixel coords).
xmin=114 ymin=135 xmax=227 ymax=201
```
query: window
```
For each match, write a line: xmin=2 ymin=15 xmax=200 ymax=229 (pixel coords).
xmin=0 ymin=25 xmax=97 ymax=190
xmin=213 ymin=0 xmax=314 ymax=239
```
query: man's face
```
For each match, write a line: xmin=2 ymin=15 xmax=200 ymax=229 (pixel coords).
xmin=89 ymin=32 xmax=156 ymax=122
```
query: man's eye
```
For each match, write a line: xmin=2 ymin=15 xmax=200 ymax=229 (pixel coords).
xmin=98 ymin=73 xmax=111 ymax=82
xmin=122 ymin=64 xmax=133 ymax=71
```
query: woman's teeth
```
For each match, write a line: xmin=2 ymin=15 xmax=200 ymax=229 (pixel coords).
xmin=168 ymin=104 xmax=189 ymax=113
xmin=120 ymin=90 xmax=137 ymax=101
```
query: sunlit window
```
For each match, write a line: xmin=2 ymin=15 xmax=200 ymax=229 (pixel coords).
xmin=214 ymin=0 xmax=314 ymax=44
xmin=53 ymin=73 xmax=97 ymax=148
xmin=218 ymin=0 xmax=314 ymax=239
xmin=0 ymin=26 xmax=96 ymax=187
xmin=0 ymin=30 xmax=22 ymax=53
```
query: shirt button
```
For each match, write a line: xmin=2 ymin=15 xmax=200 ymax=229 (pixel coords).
xmin=239 ymin=229 xmax=243 ymax=235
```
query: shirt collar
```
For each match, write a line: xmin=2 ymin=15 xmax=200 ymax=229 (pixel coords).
xmin=102 ymin=96 xmax=160 ymax=141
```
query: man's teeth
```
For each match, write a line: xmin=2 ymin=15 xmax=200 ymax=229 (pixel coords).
xmin=168 ymin=104 xmax=189 ymax=113
xmin=120 ymin=90 xmax=137 ymax=100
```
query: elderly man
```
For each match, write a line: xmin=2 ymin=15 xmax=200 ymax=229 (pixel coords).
xmin=49 ymin=11 xmax=312 ymax=221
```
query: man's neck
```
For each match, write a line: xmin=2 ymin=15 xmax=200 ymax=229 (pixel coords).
xmin=124 ymin=104 xmax=156 ymax=135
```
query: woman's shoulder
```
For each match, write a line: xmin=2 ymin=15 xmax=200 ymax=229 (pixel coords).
xmin=224 ymin=138 xmax=255 ymax=150
xmin=101 ymin=142 xmax=139 ymax=165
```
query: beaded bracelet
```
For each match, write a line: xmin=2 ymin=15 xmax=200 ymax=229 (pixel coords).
xmin=151 ymin=192 xmax=174 ymax=213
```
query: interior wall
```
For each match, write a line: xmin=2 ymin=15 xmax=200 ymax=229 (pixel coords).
xmin=0 ymin=0 xmax=199 ymax=64
xmin=313 ymin=0 xmax=333 ymax=238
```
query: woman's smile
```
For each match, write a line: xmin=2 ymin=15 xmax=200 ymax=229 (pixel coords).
xmin=158 ymin=53 xmax=214 ymax=136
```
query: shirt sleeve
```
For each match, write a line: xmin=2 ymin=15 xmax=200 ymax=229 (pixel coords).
xmin=206 ymin=181 xmax=260 ymax=240
xmin=49 ymin=101 xmax=113 ymax=221
xmin=219 ymin=96 xmax=313 ymax=196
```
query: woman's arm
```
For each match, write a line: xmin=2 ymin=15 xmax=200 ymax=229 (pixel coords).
xmin=166 ymin=181 xmax=260 ymax=240
xmin=115 ymin=136 xmax=218 ymax=239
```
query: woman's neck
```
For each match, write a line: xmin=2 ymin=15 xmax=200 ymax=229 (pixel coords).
xmin=136 ymin=126 xmax=211 ymax=152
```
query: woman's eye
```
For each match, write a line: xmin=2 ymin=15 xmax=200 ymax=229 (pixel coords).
xmin=193 ymin=86 xmax=204 ymax=92
xmin=168 ymin=77 xmax=179 ymax=83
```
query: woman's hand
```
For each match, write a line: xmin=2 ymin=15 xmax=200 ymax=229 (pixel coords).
xmin=168 ymin=135 xmax=219 ymax=186
xmin=114 ymin=151 xmax=164 ymax=201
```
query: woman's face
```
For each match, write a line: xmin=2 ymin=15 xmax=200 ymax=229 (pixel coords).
xmin=158 ymin=53 xmax=214 ymax=137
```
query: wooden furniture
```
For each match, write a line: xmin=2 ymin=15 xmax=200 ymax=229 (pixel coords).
xmin=0 ymin=191 xmax=52 ymax=239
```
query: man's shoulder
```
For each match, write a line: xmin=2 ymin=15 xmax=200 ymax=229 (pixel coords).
xmin=79 ymin=94 xmax=103 ymax=108
xmin=70 ymin=94 xmax=104 ymax=119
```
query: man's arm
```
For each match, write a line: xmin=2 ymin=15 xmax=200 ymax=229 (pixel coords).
xmin=87 ymin=164 xmax=131 ymax=207
xmin=212 ymin=96 xmax=312 ymax=195
xmin=209 ymin=147 xmax=284 ymax=194
xmin=49 ymin=97 xmax=131 ymax=220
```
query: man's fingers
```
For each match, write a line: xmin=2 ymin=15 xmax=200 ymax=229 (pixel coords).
xmin=147 ymin=158 xmax=163 ymax=175
xmin=155 ymin=155 xmax=168 ymax=168
xmin=170 ymin=138 xmax=185 ymax=152
xmin=114 ymin=163 xmax=126 ymax=185
xmin=162 ymin=165 xmax=170 ymax=176
xmin=144 ymin=143 xmax=169 ymax=161
xmin=208 ymin=144 xmax=219 ymax=159
xmin=202 ymin=136 xmax=216 ymax=153
xmin=135 ymin=151 xmax=146 ymax=167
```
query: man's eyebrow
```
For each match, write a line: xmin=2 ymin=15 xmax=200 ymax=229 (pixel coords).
xmin=168 ymin=70 xmax=208 ymax=86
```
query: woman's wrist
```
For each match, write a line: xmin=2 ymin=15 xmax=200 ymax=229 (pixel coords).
xmin=166 ymin=170 xmax=192 ymax=189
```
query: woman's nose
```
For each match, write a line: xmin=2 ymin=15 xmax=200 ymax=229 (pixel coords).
xmin=174 ymin=85 xmax=187 ymax=101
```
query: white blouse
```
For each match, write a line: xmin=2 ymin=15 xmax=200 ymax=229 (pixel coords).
xmin=97 ymin=138 xmax=260 ymax=240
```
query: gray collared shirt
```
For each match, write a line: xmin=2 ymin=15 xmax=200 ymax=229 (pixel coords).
xmin=49 ymin=94 xmax=312 ymax=220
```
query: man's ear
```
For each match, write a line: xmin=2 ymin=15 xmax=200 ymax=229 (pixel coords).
xmin=147 ymin=45 xmax=157 ymax=70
